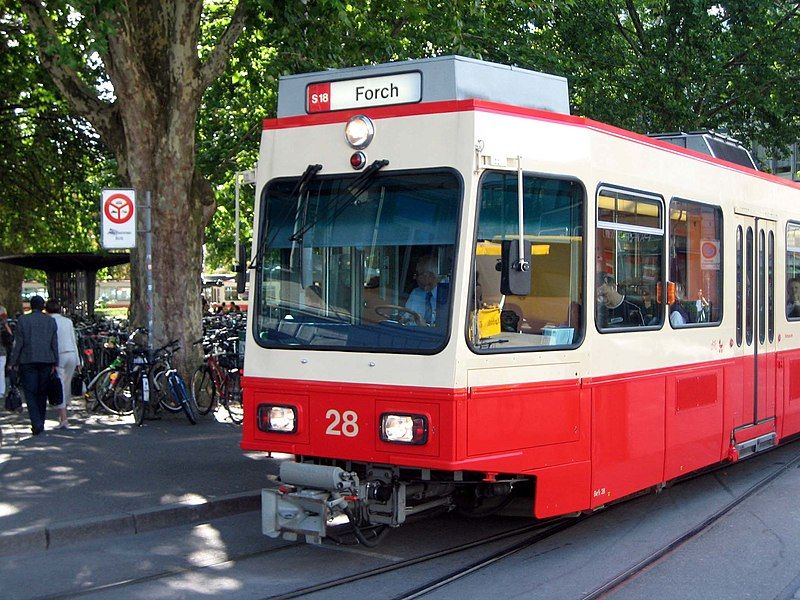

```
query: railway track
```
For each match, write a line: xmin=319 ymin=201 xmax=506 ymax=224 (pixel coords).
xmin=266 ymin=517 xmax=584 ymax=600
xmin=37 ymin=443 xmax=800 ymax=600
xmin=391 ymin=447 xmax=800 ymax=600
xmin=580 ymin=448 xmax=800 ymax=599
xmin=38 ymin=516 xmax=569 ymax=600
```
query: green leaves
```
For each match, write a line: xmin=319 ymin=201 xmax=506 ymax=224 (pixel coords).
xmin=3 ymin=0 xmax=800 ymax=273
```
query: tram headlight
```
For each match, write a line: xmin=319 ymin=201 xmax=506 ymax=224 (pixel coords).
xmin=380 ymin=413 xmax=428 ymax=445
xmin=345 ymin=115 xmax=374 ymax=149
xmin=257 ymin=404 xmax=297 ymax=433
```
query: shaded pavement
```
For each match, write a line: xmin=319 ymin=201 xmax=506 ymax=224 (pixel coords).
xmin=0 ymin=396 xmax=278 ymax=554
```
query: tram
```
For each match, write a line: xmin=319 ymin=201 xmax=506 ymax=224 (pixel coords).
xmin=240 ymin=56 xmax=800 ymax=543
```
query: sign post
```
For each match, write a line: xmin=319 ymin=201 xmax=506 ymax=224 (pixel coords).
xmin=101 ymin=189 xmax=136 ymax=249
xmin=100 ymin=188 xmax=153 ymax=352
xmin=143 ymin=191 xmax=154 ymax=352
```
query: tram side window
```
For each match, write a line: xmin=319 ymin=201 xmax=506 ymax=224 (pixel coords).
xmin=595 ymin=188 xmax=664 ymax=331
xmin=786 ymin=222 xmax=800 ymax=319
xmin=469 ymin=172 xmax=584 ymax=351
xmin=668 ymin=200 xmax=723 ymax=327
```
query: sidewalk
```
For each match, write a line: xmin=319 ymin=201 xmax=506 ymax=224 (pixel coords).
xmin=0 ymin=396 xmax=278 ymax=555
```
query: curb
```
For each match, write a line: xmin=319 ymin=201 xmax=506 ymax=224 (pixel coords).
xmin=0 ymin=490 xmax=260 ymax=556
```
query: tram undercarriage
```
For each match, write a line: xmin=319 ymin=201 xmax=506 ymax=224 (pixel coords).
xmin=262 ymin=459 xmax=524 ymax=544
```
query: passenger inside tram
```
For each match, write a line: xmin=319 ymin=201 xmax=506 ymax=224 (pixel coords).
xmin=670 ymin=283 xmax=690 ymax=327
xmin=641 ymin=289 xmax=657 ymax=325
xmin=787 ymin=278 xmax=800 ymax=318
xmin=595 ymin=272 xmax=645 ymax=328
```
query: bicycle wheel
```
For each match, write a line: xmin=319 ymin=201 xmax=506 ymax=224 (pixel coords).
xmin=112 ymin=374 xmax=135 ymax=415
xmin=86 ymin=369 xmax=108 ymax=412
xmin=168 ymin=372 xmax=198 ymax=425
xmin=95 ymin=369 xmax=134 ymax=415
xmin=222 ymin=371 xmax=243 ymax=424
xmin=191 ymin=366 xmax=216 ymax=415
xmin=133 ymin=375 xmax=147 ymax=426
xmin=151 ymin=365 xmax=182 ymax=413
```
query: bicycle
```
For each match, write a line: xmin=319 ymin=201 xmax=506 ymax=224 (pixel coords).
xmin=128 ymin=344 xmax=152 ymax=427
xmin=191 ymin=334 xmax=243 ymax=424
xmin=150 ymin=341 xmax=199 ymax=425
xmin=87 ymin=352 xmax=133 ymax=415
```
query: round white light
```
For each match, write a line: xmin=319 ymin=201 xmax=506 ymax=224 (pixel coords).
xmin=345 ymin=115 xmax=375 ymax=149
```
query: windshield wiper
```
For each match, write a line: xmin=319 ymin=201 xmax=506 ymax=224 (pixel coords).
xmin=249 ymin=163 xmax=322 ymax=269
xmin=288 ymin=159 xmax=389 ymax=242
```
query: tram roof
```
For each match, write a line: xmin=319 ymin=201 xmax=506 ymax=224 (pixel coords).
xmin=276 ymin=55 xmax=570 ymax=118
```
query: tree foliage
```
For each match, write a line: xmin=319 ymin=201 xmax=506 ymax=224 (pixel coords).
xmin=0 ymin=8 xmax=111 ymax=250
xmin=2 ymin=0 xmax=800 ymax=318
xmin=528 ymin=1 xmax=800 ymax=151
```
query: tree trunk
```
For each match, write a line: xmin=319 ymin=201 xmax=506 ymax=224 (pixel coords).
xmin=0 ymin=263 xmax=24 ymax=316
xmin=21 ymin=0 xmax=247 ymax=375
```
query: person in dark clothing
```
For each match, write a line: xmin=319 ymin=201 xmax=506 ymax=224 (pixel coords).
xmin=669 ymin=282 xmax=690 ymax=327
xmin=640 ymin=290 xmax=658 ymax=325
xmin=596 ymin=273 xmax=645 ymax=328
xmin=787 ymin=278 xmax=800 ymax=318
xmin=9 ymin=295 xmax=58 ymax=435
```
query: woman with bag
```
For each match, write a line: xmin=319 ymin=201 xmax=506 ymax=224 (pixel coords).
xmin=45 ymin=299 xmax=79 ymax=429
xmin=0 ymin=306 xmax=13 ymax=401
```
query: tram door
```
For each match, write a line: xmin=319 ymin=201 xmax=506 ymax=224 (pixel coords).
xmin=734 ymin=214 xmax=777 ymax=434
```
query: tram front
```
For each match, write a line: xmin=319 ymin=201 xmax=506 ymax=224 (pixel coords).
xmin=241 ymin=56 xmax=572 ymax=543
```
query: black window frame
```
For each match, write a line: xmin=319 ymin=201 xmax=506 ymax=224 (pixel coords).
xmin=667 ymin=197 xmax=724 ymax=330
xmin=595 ymin=184 xmax=665 ymax=334
xmin=252 ymin=167 xmax=465 ymax=356
xmin=467 ymin=169 xmax=587 ymax=355
xmin=736 ymin=225 xmax=743 ymax=346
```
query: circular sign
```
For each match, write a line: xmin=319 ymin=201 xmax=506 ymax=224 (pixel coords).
xmin=701 ymin=242 xmax=718 ymax=260
xmin=104 ymin=193 xmax=134 ymax=224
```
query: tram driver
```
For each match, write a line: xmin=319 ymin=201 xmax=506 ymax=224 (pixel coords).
xmin=596 ymin=272 xmax=645 ymax=328
xmin=405 ymin=255 xmax=449 ymax=326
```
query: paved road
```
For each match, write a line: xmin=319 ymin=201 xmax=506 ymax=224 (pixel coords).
xmin=2 ymin=430 xmax=799 ymax=599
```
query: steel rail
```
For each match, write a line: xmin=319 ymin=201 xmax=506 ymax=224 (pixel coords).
xmin=264 ymin=519 xmax=579 ymax=600
xmin=392 ymin=445 xmax=800 ymax=600
xmin=580 ymin=450 xmax=800 ymax=599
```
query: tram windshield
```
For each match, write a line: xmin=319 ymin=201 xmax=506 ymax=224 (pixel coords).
xmin=254 ymin=169 xmax=460 ymax=353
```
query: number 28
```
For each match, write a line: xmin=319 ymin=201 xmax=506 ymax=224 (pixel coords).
xmin=325 ymin=409 xmax=359 ymax=437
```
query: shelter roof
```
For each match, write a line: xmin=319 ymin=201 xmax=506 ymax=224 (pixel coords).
xmin=0 ymin=252 xmax=130 ymax=273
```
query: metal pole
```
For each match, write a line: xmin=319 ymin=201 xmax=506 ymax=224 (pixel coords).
xmin=234 ymin=168 xmax=256 ymax=265
xmin=144 ymin=191 xmax=154 ymax=353
xmin=234 ymin=173 xmax=241 ymax=263
xmin=517 ymin=156 xmax=525 ymax=262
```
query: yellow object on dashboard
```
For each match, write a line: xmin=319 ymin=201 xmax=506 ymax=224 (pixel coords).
xmin=477 ymin=306 xmax=501 ymax=338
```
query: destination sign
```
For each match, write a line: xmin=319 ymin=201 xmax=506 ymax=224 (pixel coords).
xmin=306 ymin=72 xmax=422 ymax=113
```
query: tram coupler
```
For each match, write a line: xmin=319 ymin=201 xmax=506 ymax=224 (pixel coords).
xmin=261 ymin=461 xmax=423 ymax=543
xmin=262 ymin=462 xmax=363 ymax=544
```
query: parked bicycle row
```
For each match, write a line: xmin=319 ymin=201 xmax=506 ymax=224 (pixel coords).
xmin=83 ymin=315 xmax=245 ymax=425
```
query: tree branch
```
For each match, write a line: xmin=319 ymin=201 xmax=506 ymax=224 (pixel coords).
xmin=721 ymin=2 xmax=800 ymax=71
xmin=19 ymin=0 xmax=119 ymax=140
xmin=623 ymin=0 xmax=648 ymax=50
xmin=606 ymin=0 xmax=643 ymax=56
xmin=198 ymin=0 xmax=249 ymax=93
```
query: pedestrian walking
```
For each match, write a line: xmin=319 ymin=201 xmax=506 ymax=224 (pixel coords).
xmin=9 ymin=295 xmax=58 ymax=435
xmin=0 ymin=306 xmax=13 ymax=400
xmin=46 ymin=299 xmax=79 ymax=428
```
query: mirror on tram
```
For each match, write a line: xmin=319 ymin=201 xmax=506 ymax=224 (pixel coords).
xmin=500 ymin=239 xmax=532 ymax=296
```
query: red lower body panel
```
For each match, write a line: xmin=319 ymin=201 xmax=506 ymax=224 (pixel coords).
xmin=242 ymin=350 xmax=800 ymax=521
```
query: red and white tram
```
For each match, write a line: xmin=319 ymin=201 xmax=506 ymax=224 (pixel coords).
xmin=240 ymin=56 xmax=800 ymax=543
